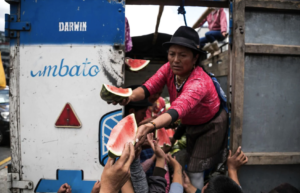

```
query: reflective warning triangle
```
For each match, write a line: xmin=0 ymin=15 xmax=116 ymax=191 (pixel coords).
xmin=55 ymin=103 xmax=81 ymax=128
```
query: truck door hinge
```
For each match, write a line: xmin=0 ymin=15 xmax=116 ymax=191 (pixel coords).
xmin=5 ymin=14 xmax=31 ymax=38
xmin=7 ymin=173 xmax=34 ymax=193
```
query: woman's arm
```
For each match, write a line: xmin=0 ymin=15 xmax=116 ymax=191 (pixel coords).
xmin=129 ymin=87 xmax=146 ymax=102
xmin=136 ymin=113 xmax=172 ymax=147
xmin=220 ymin=9 xmax=227 ymax=34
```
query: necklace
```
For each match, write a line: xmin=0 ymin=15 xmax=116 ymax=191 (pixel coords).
xmin=175 ymin=75 xmax=188 ymax=87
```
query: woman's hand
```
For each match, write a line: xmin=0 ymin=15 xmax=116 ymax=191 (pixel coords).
xmin=135 ymin=124 xmax=153 ymax=148
xmin=107 ymin=97 xmax=131 ymax=106
xmin=222 ymin=32 xmax=227 ymax=37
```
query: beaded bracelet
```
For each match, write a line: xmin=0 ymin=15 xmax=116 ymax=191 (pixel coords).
xmin=149 ymin=122 xmax=157 ymax=130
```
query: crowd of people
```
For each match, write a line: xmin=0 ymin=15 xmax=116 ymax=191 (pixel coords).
xmin=57 ymin=142 xmax=247 ymax=193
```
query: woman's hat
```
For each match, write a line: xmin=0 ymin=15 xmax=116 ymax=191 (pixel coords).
xmin=162 ymin=26 xmax=201 ymax=52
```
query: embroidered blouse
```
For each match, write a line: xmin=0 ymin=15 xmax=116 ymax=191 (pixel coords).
xmin=143 ymin=62 xmax=220 ymax=125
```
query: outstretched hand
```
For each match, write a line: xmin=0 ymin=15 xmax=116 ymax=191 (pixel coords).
xmin=227 ymin=146 xmax=248 ymax=172
xmin=167 ymin=154 xmax=182 ymax=185
xmin=183 ymin=171 xmax=197 ymax=193
xmin=147 ymin=133 xmax=166 ymax=159
xmin=91 ymin=181 xmax=101 ymax=193
xmin=57 ymin=183 xmax=72 ymax=193
xmin=100 ymin=142 xmax=135 ymax=193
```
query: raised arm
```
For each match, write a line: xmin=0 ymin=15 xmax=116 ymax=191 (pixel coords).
xmin=227 ymin=146 xmax=248 ymax=186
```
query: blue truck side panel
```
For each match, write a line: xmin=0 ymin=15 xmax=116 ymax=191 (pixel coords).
xmin=19 ymin=0 xmax=125 ymax=45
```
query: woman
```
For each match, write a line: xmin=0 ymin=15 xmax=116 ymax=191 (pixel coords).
xmin=199 ymin=8 xmax=227 ymax=57
xmin=110 ymin=26 xmax=228 ymax=189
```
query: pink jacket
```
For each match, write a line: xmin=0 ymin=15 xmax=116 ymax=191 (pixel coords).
xmin=144 ymin=62 xmax=220 ymax=125
xmin=199 ymin=8 xmax=227 ymax=33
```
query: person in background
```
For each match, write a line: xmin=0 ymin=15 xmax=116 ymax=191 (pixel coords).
xmin=125 ymin=17 xmax=133 ymax=53
xmin=198 ymin=8 xmax=227 ymax=57
xmin=183 ymin=146 xmax=247 ymax=193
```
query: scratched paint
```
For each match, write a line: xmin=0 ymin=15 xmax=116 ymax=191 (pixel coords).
xmin=19 ymin=45 xmax=123 ymax=192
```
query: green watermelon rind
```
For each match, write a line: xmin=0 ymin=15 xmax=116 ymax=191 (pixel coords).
xmin=100 ymin=84 xmax=132 ymax=103
xmin=126 ymin=59 xmax=150 ymax=72
xmin=155 ymin=128 xmax=172 ymax=148
xmin=107 ymin=114 xmax=138 ymax=158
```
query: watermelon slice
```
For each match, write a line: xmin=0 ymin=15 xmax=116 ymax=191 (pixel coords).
xmin=107 ymin=113 xmax=138 ymax=158
xmin=155 ymin=128 xmax=171 ymax=147
xmin=125 ymin=58 xmax=150 ymax=71
xmin=166 ymin=129 xmax=175 ymax=138
xmin=100 ymin=84 xmax=132 ymax=103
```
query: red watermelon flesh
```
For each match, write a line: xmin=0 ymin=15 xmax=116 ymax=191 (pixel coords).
xmin=107 ymin=114 xmax=138 ymax=157
xmin=125 ymin=59 xmax=150 ymax=71
xmin=105 ymin=84 xmax=131 ymax=95
xmin=166 ymin=129 xmax=175 ymax=138
xmin=156 ymin=128 xmax=171 ymax=147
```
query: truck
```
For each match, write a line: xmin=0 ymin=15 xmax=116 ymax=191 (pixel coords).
xmin=4 ymin=0 xmax=300 ymax=192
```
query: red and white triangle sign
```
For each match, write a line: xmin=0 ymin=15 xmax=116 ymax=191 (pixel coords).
xmin=55 ymin=103 xmax=82 ymax=128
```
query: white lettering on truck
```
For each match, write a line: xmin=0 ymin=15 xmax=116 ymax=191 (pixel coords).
xmin=59 ymin=22 xmax=87 ymax=31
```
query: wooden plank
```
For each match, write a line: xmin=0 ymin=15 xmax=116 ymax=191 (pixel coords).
xmin=126 ymin=0 xmax=228 ymax=7
xmin=202 ymin=51 xmax=229 ymax=77
xmin=152 ymin=5 xmax=164 ymax=45
xmin=9 ymin=44 xmax=22 ymax=174
xmin=245 ymin=0 xmax=300 ymax=11
xmin=245 ymin=43 xmax=300 ymax=56
xmin=246 ymin=152 xmax=300 ymax=165
xmin=230 ymin=0 xmax=245 ymax=153
xmin=192 ymin=8 xmax=213 ymax=29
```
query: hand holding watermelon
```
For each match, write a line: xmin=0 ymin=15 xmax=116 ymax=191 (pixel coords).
xmin=100 ymin=142 xmax=135 ymax=193
xmin=100 ymin=84 xmax=131 ymax=105
xmin=135 ymin=124 xmax=151 ymax=148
